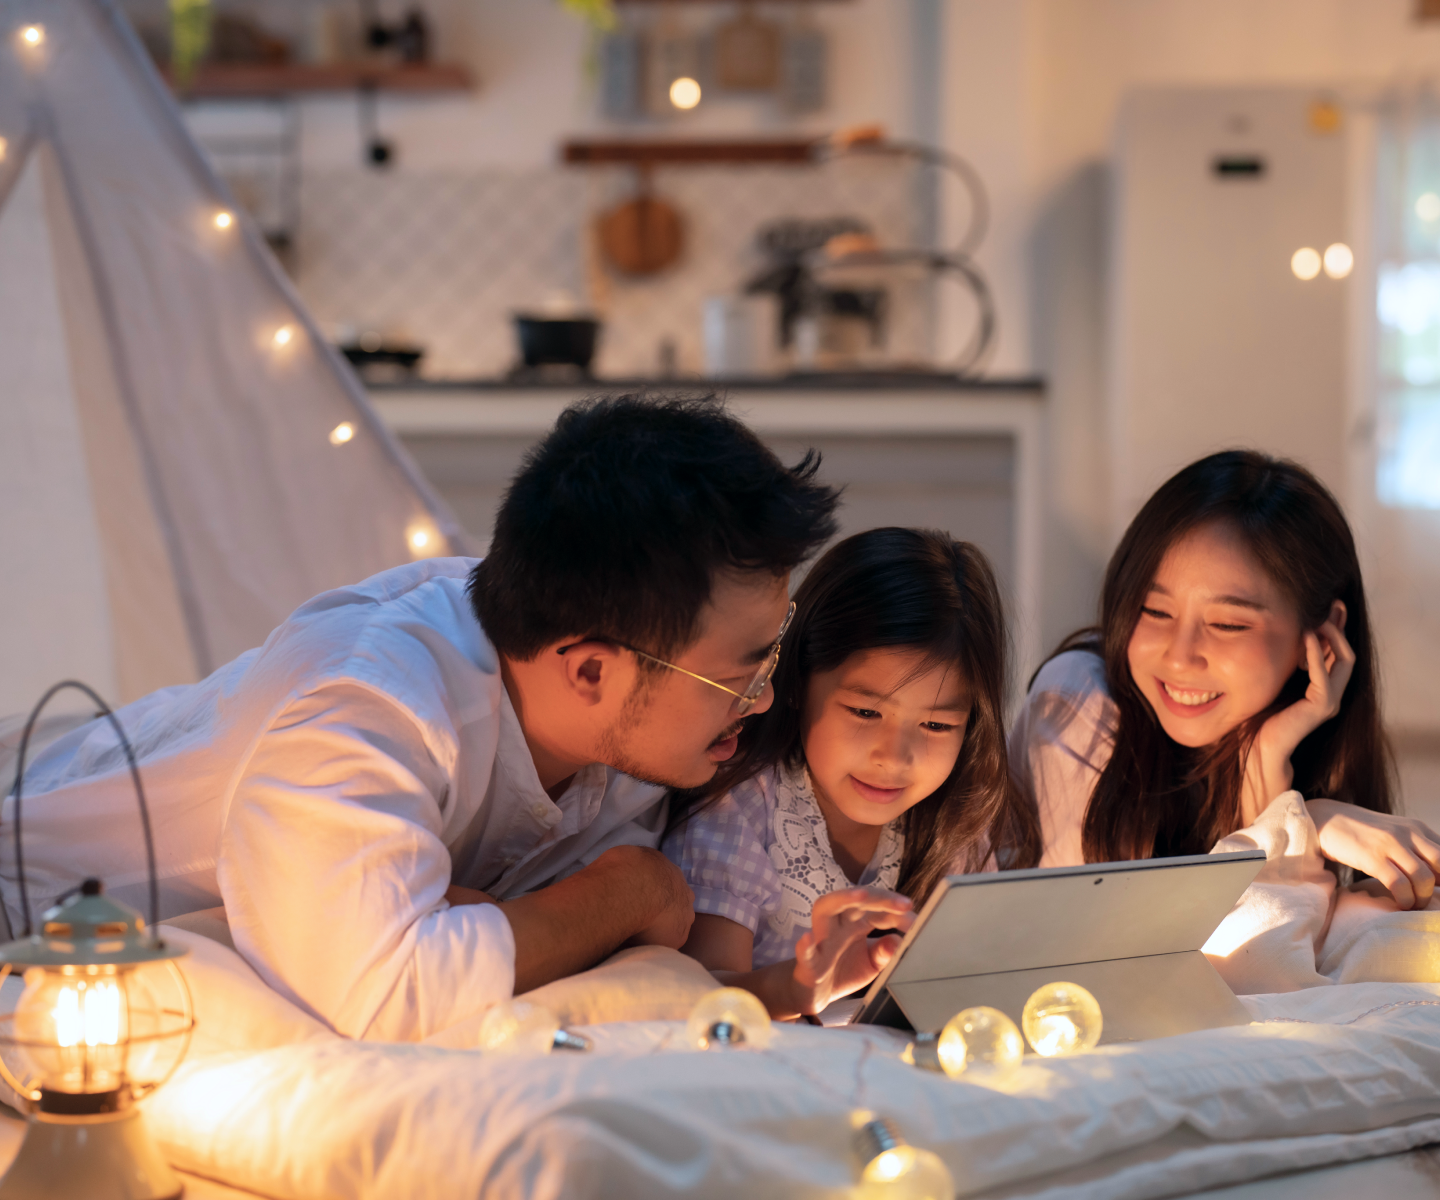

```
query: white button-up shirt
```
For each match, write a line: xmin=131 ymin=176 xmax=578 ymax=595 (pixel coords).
xmin=5 ymin=559 xmax=665 ymax=1040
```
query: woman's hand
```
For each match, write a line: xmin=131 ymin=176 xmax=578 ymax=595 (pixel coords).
xmin=1307 ymin=799 xmax=1440 ymax=909
xmin=1242 ymin=601 xmax=1355 ymax=817
xmin=445 ymin=884 xmax=498 ymax=906
xmin=789 ymin=887 xmax=915 ymax=1016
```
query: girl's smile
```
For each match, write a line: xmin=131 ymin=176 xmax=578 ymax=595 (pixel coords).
xmin=1155 ymin=679 xmax=1224 ymax=715
xmin=848 ymin=776 xmax=907 ymax=804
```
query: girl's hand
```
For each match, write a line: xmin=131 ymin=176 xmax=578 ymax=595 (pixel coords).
xmin=1307 ymin=799 xmax=1440 ymax=910
xmin=790 ymin=887 xmax=915 ymax=1016
xmin=445 ymin=884 xmax=498 ymax=906
xmin=1242 ymin=601 xmax=1355 ymax=817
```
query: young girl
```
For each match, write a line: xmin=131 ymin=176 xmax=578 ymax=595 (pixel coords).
xmin=1012 ymin=449 xmax=1440 ymax=905
xmin=664 ymin=527 xmax=1039 ymax=1019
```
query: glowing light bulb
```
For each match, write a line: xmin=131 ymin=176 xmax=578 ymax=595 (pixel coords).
xmin=1022 ymin=981 xmax=1103 ymax=1057
xmin=21 ymin=25 xmax=43 ymax=47
xmin=1323 ymin=242 xmax=1353 ymax=280
xmin=476 ymin=1000 xmax=560 ymax=1055
xmin=853 ymin=1116 xmax=955 ymax=1200
xmin=328 ymin=421 xmax=355 ymax=445
xmin=214 ymin=210 xmax=234 ymax=230
xmin=14 ymin=968 xmax=128 ymax=1094
xmin=1417 ymin=192 xmax=1440 ymax=223
xmin=686 ymin=986 xmax=771 ymax=1050
xmin=1291 ymin=247 xmax=1322 ymax=281
xmin=921 ymin=1006 xmax=1025 ymax=1081
xmin=0 ymin=137 xmax=8 ymax=162
xmin=272 ymin=325 xmax=294 ymax=347
xmin=669 ymin=76 xmax=702 ymax=110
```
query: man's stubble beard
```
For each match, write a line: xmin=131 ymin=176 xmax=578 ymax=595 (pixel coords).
xmin=596 ymin=671 xmax=716 ymax=791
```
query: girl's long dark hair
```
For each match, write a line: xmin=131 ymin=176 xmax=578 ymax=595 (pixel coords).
xmin=669 ymin=527 xmax=1041 ymax=907
xmin=1055 ymin=450 xmax=1394 ymax=862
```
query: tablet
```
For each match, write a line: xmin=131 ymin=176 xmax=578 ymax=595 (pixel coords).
xmin=853 ymin=849 xmax=1266 ymax=1044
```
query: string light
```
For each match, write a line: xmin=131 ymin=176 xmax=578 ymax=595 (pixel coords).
xmin=1291 ymin=247 xmax=1322 ymax=281
xmin=272 ymin=325 xmax=294 ymax=347
xmin=852 ymin=1115 xmax=954 ymax=1200
xmin=669 ymin=76 xmax=701 ymax=110
xmin=1323 ymin=242 xmax=1353 ymax=280
xmin=0 ymin=138 xmax=7 ymax=163
xmin=905 ymin=1006 xmax=1023 ymax=1082
xmin=328 ymin=421 xmax=355 ymax=446
xmin=686 ymin=987 xmax=771 ymax=1050
xmin=20 ymin=25 xmax=43 ymax=47
xmin=1021 ymin=981 xmax=1103 ymax=1057
xmin=406 ymin=520 xmax=441 ymax=559
xmin=213 ymin=210 xmax=234 ymax=230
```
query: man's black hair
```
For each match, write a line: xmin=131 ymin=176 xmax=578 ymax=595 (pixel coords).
xmin=468 ymin=394 xmax=840 ymax=660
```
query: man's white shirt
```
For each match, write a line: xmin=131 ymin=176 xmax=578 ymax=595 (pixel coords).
xmin=3 ymin=559 xmax=665 ymax=1040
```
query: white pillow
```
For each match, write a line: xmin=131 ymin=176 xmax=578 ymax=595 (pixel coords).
xmin=155 ymin=925 xmax=335 ymax=1057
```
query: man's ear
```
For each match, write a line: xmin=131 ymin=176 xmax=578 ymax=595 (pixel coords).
xmin=555 ymin=640 xmax=627 ymax=707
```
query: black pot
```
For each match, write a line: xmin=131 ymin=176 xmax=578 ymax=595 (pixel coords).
xmin=514 ymin=315 xmax=601 ymax=370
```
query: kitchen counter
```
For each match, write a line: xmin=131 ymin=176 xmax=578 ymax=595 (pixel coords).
xmin=368 ymin=377 xmax=1047 ymax=679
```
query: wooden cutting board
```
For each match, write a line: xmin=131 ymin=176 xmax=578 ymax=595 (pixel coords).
xmin=596 ymin=189 xmax=684 ymax=276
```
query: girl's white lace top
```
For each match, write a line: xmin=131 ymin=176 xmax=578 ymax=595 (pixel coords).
xmin=663 ymin=759 xmax=904 ymax=967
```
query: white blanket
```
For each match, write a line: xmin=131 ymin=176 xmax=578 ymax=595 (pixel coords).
xmin=135 ymin=929 xmax=1440 ymax=1200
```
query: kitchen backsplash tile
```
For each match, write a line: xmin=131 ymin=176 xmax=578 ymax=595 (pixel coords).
xmin=292 ymin=157 xmax=928 ymax=379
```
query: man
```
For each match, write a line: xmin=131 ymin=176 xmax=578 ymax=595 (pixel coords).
xmin=6 ymin=396 xmax=838 ymax=1039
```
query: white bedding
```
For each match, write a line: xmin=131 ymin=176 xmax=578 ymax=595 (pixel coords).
xmin=134 ymin=928 xmax=1440 ymax=1200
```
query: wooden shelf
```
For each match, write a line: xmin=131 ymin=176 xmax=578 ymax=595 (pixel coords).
xmin=165 ymin=62 xmax=473 ymax=99
xmin=563 ymin=138 xmax=819 ymax=165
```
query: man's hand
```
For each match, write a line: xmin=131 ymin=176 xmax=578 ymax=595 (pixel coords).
xmin=497 ymin=844 xmax=695 ymax=994
xmin=1242 ymin=601 xmax=1354 ymax=817
xmin=613 ymin=846 xmax=696 ymax=949
xmin=789 ymin=887 xmax=914 ymax=1016
xmin=1308 ymin=799 xmax=1440 ymax=910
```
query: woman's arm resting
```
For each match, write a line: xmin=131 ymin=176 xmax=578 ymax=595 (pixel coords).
xmin=497 ymin=845 xmax=695 ymax=994
xmin=1307 ymin=799 xmax=1440 ymax=910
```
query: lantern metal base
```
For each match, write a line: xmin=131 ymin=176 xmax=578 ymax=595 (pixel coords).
xmin=0 ymin=1109 xmax=182 ymax=1200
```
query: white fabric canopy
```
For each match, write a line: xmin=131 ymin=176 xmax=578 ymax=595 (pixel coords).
xmin=0 ymin=0 xmax=466 ymax=716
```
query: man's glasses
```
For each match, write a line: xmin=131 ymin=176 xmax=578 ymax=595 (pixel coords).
xmin=560 ymin=601 xmax=796 ymax=716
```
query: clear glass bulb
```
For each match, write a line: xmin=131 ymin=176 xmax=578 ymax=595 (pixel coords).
xmin=1022 ymin=981 xmax=1103 ymax=1057
xmin=14 ymin=967 xmax=129 ymax=1094
xmin=686 ymin=987 xmax=771 ymax=1050
xmin=933 ymin=1005 xmax=1024 ymax=1081
xmin=856 ymin=1145 xmax=954 ymax=1200
xmin=853 ymin=1117 xmax=955 ymax=1200
xmin=476 ymin=1000 xmax=559 ymax=1055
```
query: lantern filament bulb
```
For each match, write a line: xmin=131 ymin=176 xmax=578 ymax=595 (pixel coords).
xmin=670 ymin=76 xmax=701 ymax=110
xmin=273 ymin=325 xmax=294 ymax=347
xmin=329 ymin=421 xmax=356 ymax=445
xmin=21 ymin=25 xmax=43 ymax=46
xmin=214 ymin=210 xmax=234 ymax=230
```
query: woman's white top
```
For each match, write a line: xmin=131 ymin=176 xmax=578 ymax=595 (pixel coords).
xmin=663 ymin=760 xmax=903 ymax=967
xmin=5 ymin=559 xmax=665 ymax=1041
xmin=1011 ymin=649 xmax=1276 ymax=866
xmin=1007 ymin=649 xmax=1119 ymax=868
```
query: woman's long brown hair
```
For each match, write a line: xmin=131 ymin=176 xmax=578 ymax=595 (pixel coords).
xmin=1055 ymin=450 xmax=1394 ymax=862
xmin=668 ymin=527 xmax=1041 ymax=908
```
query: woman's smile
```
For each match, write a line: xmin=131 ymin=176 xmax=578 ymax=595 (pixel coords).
xmin=1156 ymin=679 xmax=1224 ymax=715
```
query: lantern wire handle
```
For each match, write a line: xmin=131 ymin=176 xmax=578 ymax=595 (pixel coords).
xmin=7 ymin=681 xmax=159 ymax=938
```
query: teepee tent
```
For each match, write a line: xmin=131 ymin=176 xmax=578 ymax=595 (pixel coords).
xmin=0 ymin=0 xmax=468 ymax=716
